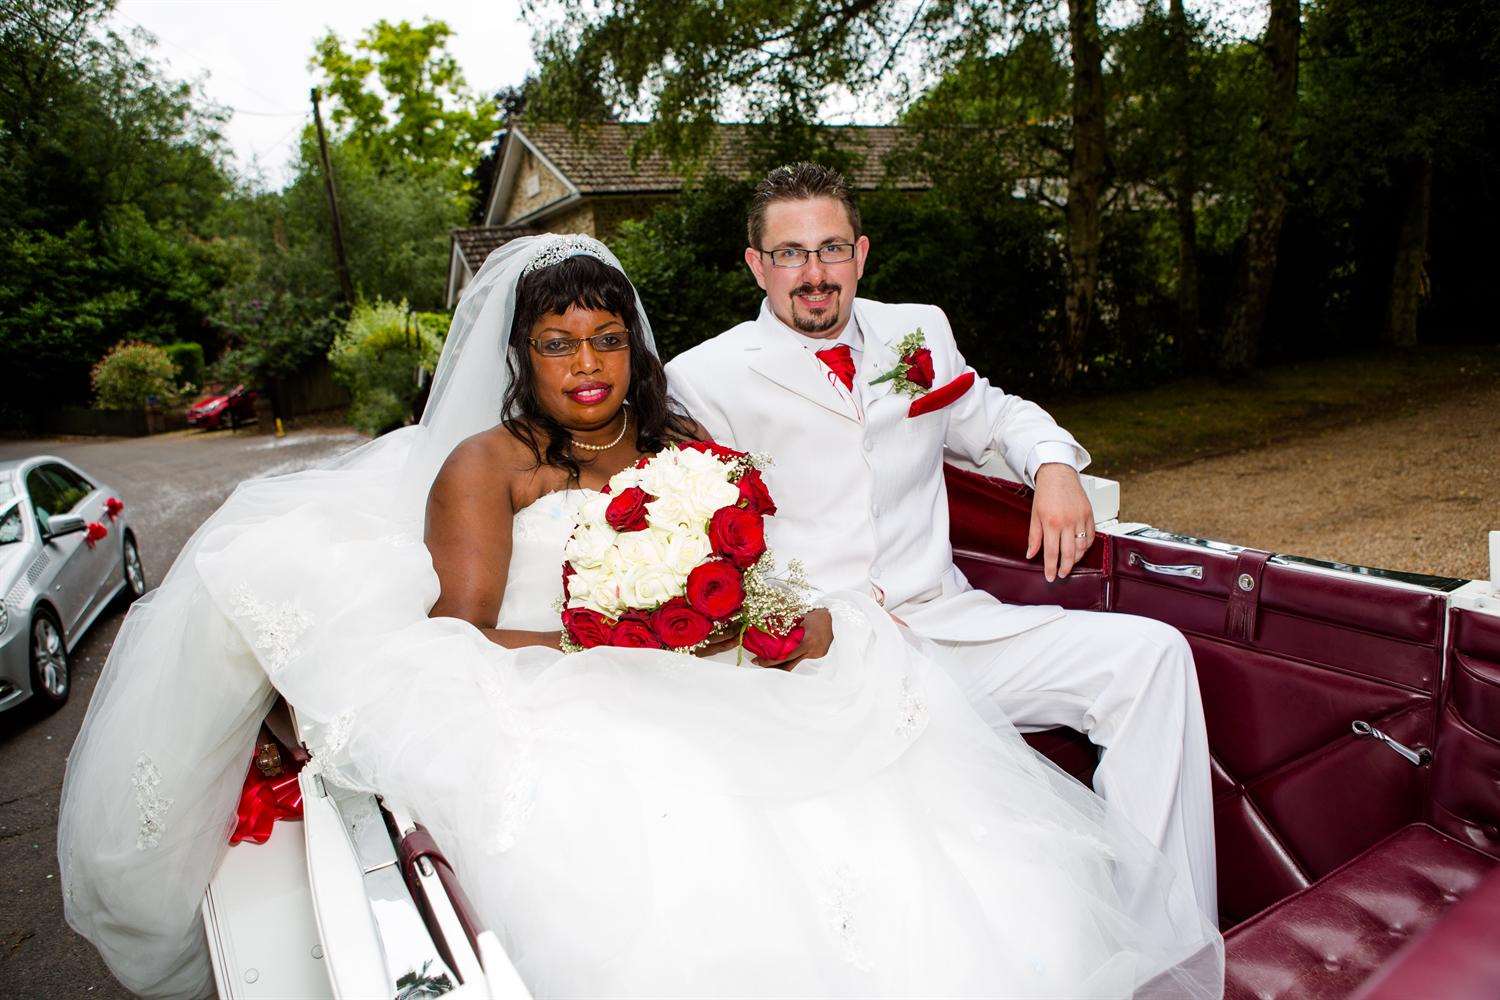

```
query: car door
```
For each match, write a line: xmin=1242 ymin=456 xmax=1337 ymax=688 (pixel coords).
xmin=50 ymin=463 xmax=118 ymax=611
xmin=26 ymin=464 xmax=107 ymax=636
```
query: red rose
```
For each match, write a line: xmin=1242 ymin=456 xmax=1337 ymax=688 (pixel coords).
xmin=735 ymin=468 xmax=777 ymax=516
xmin=708 ymin=506 xmax=766 ymax=569
xmin=743 ymin=623 xmax=806 ymax=661
xmin=685 ymin=559 xmax=745 ymax=620
xmin=605 ymin=486 xmax=653 ymax=532
xmin=84 ymin=520 xmax=107 ymax=549
xmin=650 ymin=597 xmax=713 ymax=648
xmin=562 ymin=563 xmax=575 ymax=600
xmin=104 ymin=496 xmax=124 ymax=521
xmin=679 ymin=439 xmax=747 ymax=462
xmin=562 ymin=607 xmax=611 ymax=648
xmin=904 ymin=347 xmax=935 ymax=389
xmin=611 ymin=616 xmax=665 ymax=649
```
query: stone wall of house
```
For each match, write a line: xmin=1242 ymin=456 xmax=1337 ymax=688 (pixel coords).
xmin=544 ymin=203 xmax=596 ymax=236
xmin=591 ymin=196 xmax=673 ymax=239
xmin=502 ymin=148 xmax=572 ymax=223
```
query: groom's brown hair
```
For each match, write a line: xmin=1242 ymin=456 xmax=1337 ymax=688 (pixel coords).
xmin=746 ymin=162 xmax=862 ymax=248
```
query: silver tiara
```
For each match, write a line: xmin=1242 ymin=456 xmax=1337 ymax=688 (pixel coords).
xmin=521 ymin=234 xmax=616 ymax=276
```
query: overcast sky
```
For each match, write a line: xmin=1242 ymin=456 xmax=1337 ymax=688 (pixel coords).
xmin=110 ymin=0 xmax=537 ymax=188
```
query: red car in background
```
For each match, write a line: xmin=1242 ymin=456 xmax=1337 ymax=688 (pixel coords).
xmin=186 ymin=385 xmax=257 ymax=430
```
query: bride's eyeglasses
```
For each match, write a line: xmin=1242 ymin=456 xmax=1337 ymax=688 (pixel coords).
xmin=757 ymin=243 xmax=857 ymax=268
xmin=528 ymin=331 xmax=631 ymax=358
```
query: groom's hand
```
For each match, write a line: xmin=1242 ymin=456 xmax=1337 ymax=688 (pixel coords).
xmin=753 ymin=608 xmax=834 ymax=671
xmin=1027 ymin=463 xmax=1096 ymax=582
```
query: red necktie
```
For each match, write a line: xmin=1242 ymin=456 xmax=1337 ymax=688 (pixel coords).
xmin=815 ymin=344 xmax=855 ymax=391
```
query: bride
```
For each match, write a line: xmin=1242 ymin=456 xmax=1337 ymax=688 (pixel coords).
xmin=59 ymin=235 xmax=1222 ymax=998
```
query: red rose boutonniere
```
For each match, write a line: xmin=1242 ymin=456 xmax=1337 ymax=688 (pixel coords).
xmin=868 ymin=329 xmax=935 ymax=397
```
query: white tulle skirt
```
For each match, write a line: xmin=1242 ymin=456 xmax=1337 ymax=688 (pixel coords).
xmin=63 ymin=476 xmax=1221 ymax=998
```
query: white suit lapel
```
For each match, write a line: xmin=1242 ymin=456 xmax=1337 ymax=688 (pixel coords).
xmin=855 ymin=299 xmax=905 ymax=414
xmin=745 ymin=301 xmax=861 ymax=424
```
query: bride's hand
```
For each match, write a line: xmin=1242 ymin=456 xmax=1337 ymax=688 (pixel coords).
xmin=752 ymin=608 xmax=833 ymax=671
xmin=694 ymin=627 xmax=742 ymax=658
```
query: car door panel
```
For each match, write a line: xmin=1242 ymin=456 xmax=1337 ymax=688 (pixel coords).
xmin=1111 ymin=533 xmax=1444 ymax=926
xmin=1430 ymin=608 xmax=1500 ymax=858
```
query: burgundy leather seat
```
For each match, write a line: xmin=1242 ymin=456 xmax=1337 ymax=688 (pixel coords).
xmin=1224 ymin=823 xmax=1498 ymax=999
xmin=1350 ymin=855 xmax=1500 ymax=1000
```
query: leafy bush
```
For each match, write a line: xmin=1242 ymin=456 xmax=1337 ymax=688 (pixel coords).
xmin=163 ymin=341 xmax=205 ymax=386
xmin=329 ymin=299 xmax=445 ymax=435
xmin=91 ymin=341 xmax=178 ymax=410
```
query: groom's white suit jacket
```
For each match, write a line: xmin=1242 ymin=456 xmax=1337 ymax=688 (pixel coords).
xmin=666 ymin=298 xmax=1091 ymax=643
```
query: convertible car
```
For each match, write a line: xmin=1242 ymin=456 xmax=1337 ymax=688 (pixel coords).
xmin=202 ymin=461 xmax=1500 ymax=999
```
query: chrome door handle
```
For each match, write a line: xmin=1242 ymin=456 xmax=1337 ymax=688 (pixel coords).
xmin=1127 ymin=552 xmax=1204 ymax=580
xmin=1352 ymin=720 xmax=1432 ymax=766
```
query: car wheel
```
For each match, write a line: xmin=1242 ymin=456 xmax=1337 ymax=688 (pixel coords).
xmin=122 ymin=533 xmax=147 ymax=602
xmin=29 ymin=609 xmax=69 ymax=709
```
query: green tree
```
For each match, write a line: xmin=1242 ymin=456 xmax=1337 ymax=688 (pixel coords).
xmin=312 ymin=18 xmax=496 ymax=194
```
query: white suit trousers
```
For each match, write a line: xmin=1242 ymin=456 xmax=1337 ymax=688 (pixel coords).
xmin=931 ymin=609 xmax=1219 ymax=925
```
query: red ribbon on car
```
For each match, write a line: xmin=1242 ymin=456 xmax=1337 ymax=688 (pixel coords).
xmin=84 ymin=521 xmax=107 ymax=549
xmin=229 ymin=765 xmax=304 ymax=845
xmin=104 ymin=497 xmax=124 ymax=521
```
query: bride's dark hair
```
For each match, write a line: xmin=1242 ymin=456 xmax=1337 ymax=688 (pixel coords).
xmin=501 ymin=253 xmax=696 ymax=479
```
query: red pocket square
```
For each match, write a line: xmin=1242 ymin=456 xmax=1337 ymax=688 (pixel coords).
xmin=908 ymin=371 xmax=975 ymax=418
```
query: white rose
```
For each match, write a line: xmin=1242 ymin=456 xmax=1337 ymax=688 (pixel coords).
xmin=577 ymin=492 xmax=612 ymax=527
xmin=564 ymin=521 xmax=618 ymax=569
xmin=682 ymin=472 xmax=741 ymax=521
xmin=618 ymin=563 xmax=684 ymax=609
xmin=605 ymin=466 xmax=646 ymax=494
xmin=569 ymin=565 xmax=623 ymax=617
xmin=673 ymin=447 xmax=733 ymax=481
xmin=659 ymin=527 xmax=713 ymax=578
xmin=638 ymin=453 xmax=693 ymax=499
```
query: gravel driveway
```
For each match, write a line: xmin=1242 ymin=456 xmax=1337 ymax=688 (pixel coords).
xmin=0 ymin=427 xmax=365 ymax=999
xmin=1114 ymin=379 xmax=1499 ymax=581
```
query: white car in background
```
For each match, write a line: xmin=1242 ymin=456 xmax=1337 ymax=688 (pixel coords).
xmin=0 ymin=456 xmax=146 ymax=712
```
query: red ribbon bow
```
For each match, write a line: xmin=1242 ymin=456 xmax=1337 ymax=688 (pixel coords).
xmin=815 ymin=344 xmax=856 ymax=391
xmin=104 ymin=497 xmax=124 ymax=521
xmin=83 ymin=521 xmax=107 ymax=549
xmin=229 ymin=764 xmax=304 ymax=845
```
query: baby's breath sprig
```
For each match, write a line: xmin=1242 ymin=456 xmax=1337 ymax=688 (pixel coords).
xmin=559 ymin=631 xmax=585 ymax=654
xmin=742 ymin=554 xmax=813 ymax=638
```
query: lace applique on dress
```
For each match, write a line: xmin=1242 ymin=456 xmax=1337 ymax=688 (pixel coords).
xmin=822 ymin=598 xmax=866 ymax=631
xmin=820 ymin=864 xmax=873 ymax=972
xmin=231 ymin=584 xmax=312 ymax=672
xmin=305 ymin=711 xmax=354 ymax=777
xmin=132 ymin=753 xmax=173 ymax=850
xmin=896 ymin=675 xmax=928 ymax=737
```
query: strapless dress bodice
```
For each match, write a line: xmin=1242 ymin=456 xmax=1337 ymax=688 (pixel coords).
xmin=494 ymin=489 xmax=597 ymax=630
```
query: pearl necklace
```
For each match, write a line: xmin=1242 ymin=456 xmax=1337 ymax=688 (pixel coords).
xmin=572 ymin=410 xmax=629 ymax=452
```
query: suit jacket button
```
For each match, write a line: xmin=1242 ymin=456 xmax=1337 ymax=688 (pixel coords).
xmin=862 ymin=438 xmax=874 ymax=453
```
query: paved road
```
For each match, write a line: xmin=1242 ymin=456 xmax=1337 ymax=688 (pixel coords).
xmin=0 ymin=427 xmax=365 ymax=999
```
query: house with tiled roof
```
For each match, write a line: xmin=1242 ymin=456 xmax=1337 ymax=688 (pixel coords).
xmin=445 ymin=121 xmax=927 ymax=307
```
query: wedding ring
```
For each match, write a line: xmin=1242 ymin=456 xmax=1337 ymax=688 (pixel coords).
xmin=1074 ymin=531 xmax=1087 ymax=539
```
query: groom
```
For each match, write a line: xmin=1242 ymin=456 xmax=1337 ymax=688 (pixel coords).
xmin=665 ymin=162 xmax=1218 ymax=922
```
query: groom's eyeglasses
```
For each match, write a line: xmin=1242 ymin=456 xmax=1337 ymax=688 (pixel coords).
xmin=757 ymin=243 xmax=857 ymax=268
xmin=528 ymin=332 xmax=631 ymax=358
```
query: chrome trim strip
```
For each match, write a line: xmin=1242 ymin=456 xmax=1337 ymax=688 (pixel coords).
xmin=1126 ymin=527 xmax=1469 ymax=593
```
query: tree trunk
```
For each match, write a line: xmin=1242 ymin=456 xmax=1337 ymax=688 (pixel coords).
xmin=1384 ymin=155 xmax=1432 ymax=348
xmin=1219 ymin=0 xmax=1300 ymax=376
xmin=1168 ymin=0 xmax=1203 ymax=369
xmin=1060 ymin=0 xmax=1107 ymax=385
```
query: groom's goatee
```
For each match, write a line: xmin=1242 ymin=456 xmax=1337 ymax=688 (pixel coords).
xmin=789 ymin=282 xmax=841 ymax=332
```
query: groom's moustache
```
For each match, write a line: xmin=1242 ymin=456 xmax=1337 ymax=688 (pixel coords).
xmin=790 ymin=282 xmax=841 ymax=297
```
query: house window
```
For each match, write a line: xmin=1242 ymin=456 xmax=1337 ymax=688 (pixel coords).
xmin=525 ymin=171 xmax=541 ymax=198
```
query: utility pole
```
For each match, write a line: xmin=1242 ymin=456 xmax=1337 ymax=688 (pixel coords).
xmin=310 ymin=87 xmax=356 ymax=306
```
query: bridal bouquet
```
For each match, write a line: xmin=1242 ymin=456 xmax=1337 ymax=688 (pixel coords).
xmin=560 ymin=442 xmax=810 ymax=658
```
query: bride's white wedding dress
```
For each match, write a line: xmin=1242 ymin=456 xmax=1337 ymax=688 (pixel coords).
xmin=60 ymin=237 xmax=1219 ymax=998
xmin=194 ymin=487 xmax=1216 ymax=998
